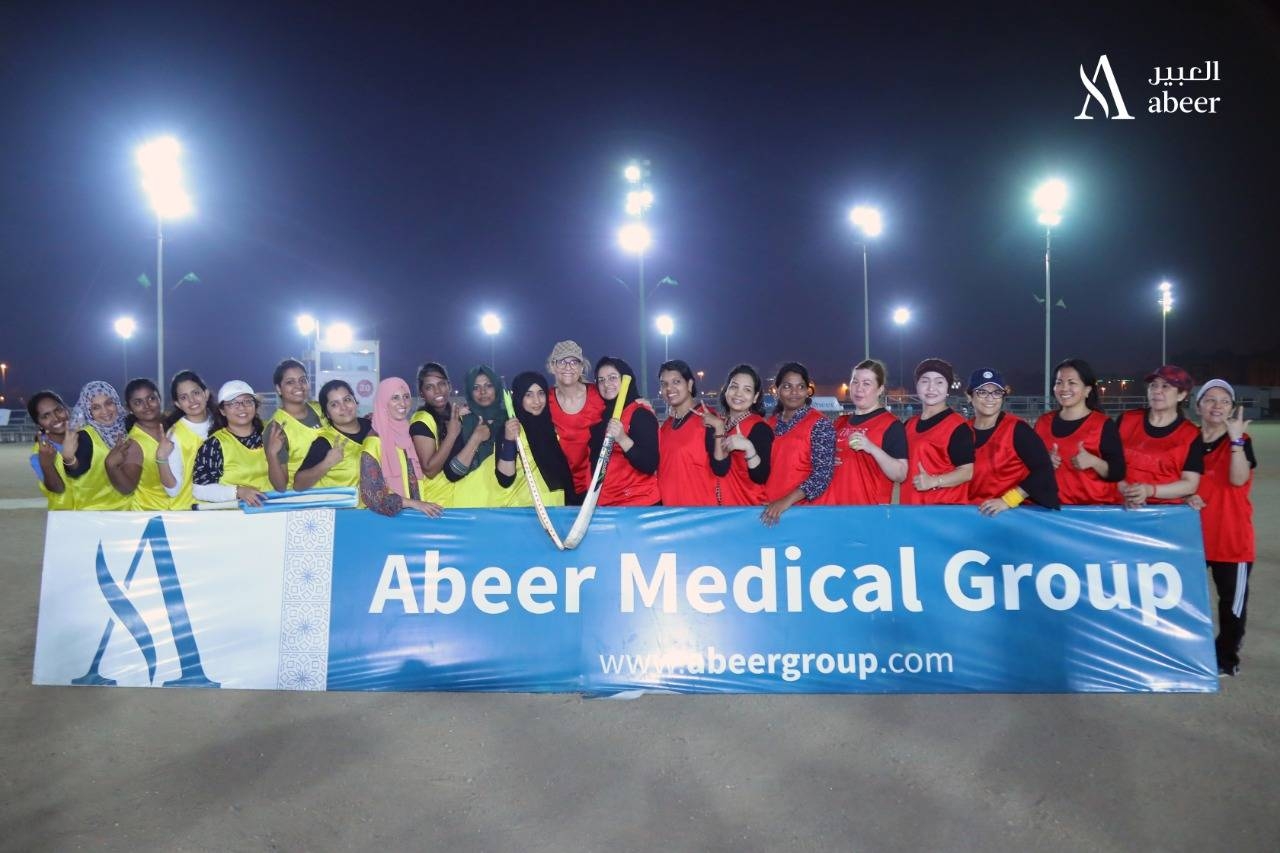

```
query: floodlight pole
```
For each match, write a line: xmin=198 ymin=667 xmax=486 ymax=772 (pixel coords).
xmin=638 ymin=251 xmax=647 ymax=398
xmin=156 ymin=215 xmax=165 ymax=400
xmin=862 ymin=243 xmax=870 ymax=361
xmin=1043 ymin=226 xmax=1052 ymax=411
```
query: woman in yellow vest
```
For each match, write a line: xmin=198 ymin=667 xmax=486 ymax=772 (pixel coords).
xmin=192 ymin=380 xmax=270 ymax=507
xmin=294 ymin=379 xmax=371 ymax=492
xmin=360 ymin=377 xmax=444 ymax=517
xmin=444 ymin=366 xmax=517 ymax=507
xmin=410 ymin=362 xmax=460 ymax=507
xmin=161 ymin=370 xmax=215 ymax=510
xmin=59 ymin=380 xmax=134 ymax=510
xmin=265 ymin=358 xmax=324 ymax=490
xmin=116 ymin=378 xmax=179 ymax=510
xmin=27 ymin=390 xmax=75 ymax=510
xmin=505 ymin=371 xmax=574 ymax=507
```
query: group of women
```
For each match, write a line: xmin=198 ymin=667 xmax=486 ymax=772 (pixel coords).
xmin=29 ymin=344 xmax=1256 ymax=675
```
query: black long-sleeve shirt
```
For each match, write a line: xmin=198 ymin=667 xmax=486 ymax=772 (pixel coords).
xmin=974 ymin=414 xmax=1061 ymax=509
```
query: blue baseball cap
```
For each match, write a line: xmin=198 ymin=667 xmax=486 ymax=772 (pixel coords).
xmin=966 ymin=368 xmax=1005 ymax=392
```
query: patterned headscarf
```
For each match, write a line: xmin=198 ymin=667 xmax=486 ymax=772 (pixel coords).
xmin=69 ymin=380 xmax=128 ymax=448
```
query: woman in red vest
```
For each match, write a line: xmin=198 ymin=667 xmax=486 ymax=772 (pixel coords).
xmin=1187 ymin=379 xmax=1256 ymax=677
xmin=965 ymin=367 xmax=1058 ymax=515
xmin=707 ymin=364 xmax=773 ymax=506
xmin=761 ymin=362 xmax=834 ymax=525
xmin=899 ymin=358 xmax=973 ymax=505
xmin=1116 ymin=365 xmax=1202 ymax=507
xmin=587 ymin=356 xmax=660 ymax=506
xmin=657 ymin=359 xmax=718 ymax=505
xmin=1035 ymin=358 xmax=1125 ymax=504
xmin=546 ymin=340 xmax=605 ymax=505
xmin=816 ymin=358 xmax=907 ymax=505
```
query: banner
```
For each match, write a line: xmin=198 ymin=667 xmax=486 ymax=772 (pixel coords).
xmin=33 ymin=506 xmax=1218 ymax=694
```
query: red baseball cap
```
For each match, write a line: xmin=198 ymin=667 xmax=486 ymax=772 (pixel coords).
xmin=1144 ymin=364 xmax=1193 ymax=392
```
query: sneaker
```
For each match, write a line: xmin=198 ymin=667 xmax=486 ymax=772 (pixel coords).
xmin=1218 ymin=664 xmax=1239 ymax=677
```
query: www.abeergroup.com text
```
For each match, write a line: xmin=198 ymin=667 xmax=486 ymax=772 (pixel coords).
xmin=598 ymin=646 xmax=955 ymax=683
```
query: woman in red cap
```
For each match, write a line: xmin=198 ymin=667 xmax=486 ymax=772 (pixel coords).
xmin=1188 ymin=379 xmax=1257 ymax=676
xmin=1115 ymin=365 xmax=1202 ymax=507
xmin=1035 ymin=358 xmax=1126 ymax=505
xmin=898 ymin=358 xmax=973 ymax=505
xmin=965 ymin=367 xmax=1058 ymax=515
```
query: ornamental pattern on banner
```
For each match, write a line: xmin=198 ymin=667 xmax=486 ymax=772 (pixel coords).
xmin=277 ymin=509 xmax=334 ymax=689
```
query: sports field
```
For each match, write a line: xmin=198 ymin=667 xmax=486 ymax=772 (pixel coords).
xmin=1 ymin=431 xmax=1275 ymax=852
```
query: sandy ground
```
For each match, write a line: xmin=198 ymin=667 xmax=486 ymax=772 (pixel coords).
xmin=1 ymin=429 xmax=1276 ymax=853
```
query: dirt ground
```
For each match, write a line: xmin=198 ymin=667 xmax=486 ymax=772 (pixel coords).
xmin=1 ymin=429 xmax=1276 ymax=852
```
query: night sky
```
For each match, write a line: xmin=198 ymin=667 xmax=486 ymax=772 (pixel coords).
xmin=2 ymin=2 xmax=1277 ymax=403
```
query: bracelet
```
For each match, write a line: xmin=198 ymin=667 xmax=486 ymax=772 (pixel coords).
xmin=745 ymin=451 xmax=758 ymax=461
xmin=1230 ymin=437 xmax=1246 ymax=447
xmin=1147 ymin=483 xmax=1158 ymax=500
xmin=931 ymin=476 xmax=942 ymax=491
xmin=1001 ymin=489 xmax=1025 ymax=508
xmin=155 ymin=457 xmax=170 ymax=464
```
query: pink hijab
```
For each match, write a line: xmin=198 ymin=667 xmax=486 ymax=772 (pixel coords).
xmin=370 ymin=377 xmax=423 ymax=497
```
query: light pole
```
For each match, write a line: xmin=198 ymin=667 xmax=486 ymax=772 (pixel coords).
xmin=1158 ymin=281 xmax=1174 ymax=364
xmin=114 ymin=317 xmax=137 ymax=389
xmin=481 ymin=312 xmax=502 ymax=373
xmin=136 ymin=136 xmax=194 ymax=401
xmin=655 ymin=314 xmax=674 ymax=361
xmin=618 ymin=221 xmax=652 ymax=392
xmin=621 ymin=160 xmax=656 ymax=396
xmin=1033 ymin=179 xmax=1068 ymax=411
xmin=0 ymin=362 xmax=7 ymax=401
xmin=849 ymin=206 xmax=883 ymax=361
xmin=892 ymin=307 xmax=911 ymax=390
xmin=296 ymin=314 xmax=321 ymax=379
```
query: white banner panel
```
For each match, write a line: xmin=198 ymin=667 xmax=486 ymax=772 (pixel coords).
xmin=33 ymin=511 xmax=334 ymax=690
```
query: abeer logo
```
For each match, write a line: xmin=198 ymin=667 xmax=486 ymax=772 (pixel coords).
xmin=1075 ymin=55 xmax=1135 ymax=120
xmin=72 ymin=515 xmax=220 ymax=688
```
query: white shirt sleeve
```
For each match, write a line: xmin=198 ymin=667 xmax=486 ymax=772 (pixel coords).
xmin=163 ymin=441 xmax=185 ymax=497
xmin=193 ymin=481 xmax=238 ymax=503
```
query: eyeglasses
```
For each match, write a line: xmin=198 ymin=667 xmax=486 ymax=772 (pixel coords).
xmin=557 ymin=358 xmax=582 ymax=368
xmin=224 ymin=397 xmax=257 ymax=410
xmin=972 ymin=388 xmax=1006 ymax=399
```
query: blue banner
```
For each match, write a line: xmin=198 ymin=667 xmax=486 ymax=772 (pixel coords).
xmin=325 ymin=505 xmax=1217 ymax=694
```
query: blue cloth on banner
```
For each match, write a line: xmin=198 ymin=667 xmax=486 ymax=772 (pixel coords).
xmin=326 ymin=505 xmax=1217 ymax=694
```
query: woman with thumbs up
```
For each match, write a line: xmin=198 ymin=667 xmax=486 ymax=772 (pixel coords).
xmin=816 ymin=359 xmax=907 ymax=506
xmin=1034 ymin=358 xmax=1126 ymax=504
xmin=898 ymin=358 xmax=973 ymax=505
xmin=708 ymin=364 xmax=773 ymax=506
xmin=293 ymin=380 xmax=372 ymax=493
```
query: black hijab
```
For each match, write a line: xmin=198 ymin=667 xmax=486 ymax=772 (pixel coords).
xmin=588 ymin=356 xmax=640 ymax=453
xmin=510 ymin=370 xmax=574 ymax=497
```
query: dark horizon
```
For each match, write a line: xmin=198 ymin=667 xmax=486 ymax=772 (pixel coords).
xmin=2 ymin=2 xmax=1278 ymax=405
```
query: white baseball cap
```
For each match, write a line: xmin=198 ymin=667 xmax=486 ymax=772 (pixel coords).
xmin=1195 ymin=379 xmax=1235 ymax=404
xmin=217 ymin=379 xmax=257 ymax=404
